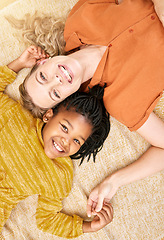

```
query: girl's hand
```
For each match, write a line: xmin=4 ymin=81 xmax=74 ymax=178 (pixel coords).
xmin=90 ymin=203 xmax=113 ymax=231
xmin=87 ymin=174 xmax=119 ymax=218
xmin=17 ymin=45 xmax=49 ymax=69
xmin=83 ymin=203 xmax=113 ymax=233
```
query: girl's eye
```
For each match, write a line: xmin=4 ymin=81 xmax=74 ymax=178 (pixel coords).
xmin=40 ymin=72 xmax=46 ymax=81
xmin=53 ymin=90 xmax=60 ymax=99
xmin=74 ymin=139 xmax=80 ymax=145
xmin=61 ymin=124 xmax=68 ymax=133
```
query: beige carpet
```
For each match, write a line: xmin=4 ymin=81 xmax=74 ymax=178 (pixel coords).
xmin=0 ymin=0 xmax=18 ymax=10
xmin=0 ymin=0 xmax=164 ymax=239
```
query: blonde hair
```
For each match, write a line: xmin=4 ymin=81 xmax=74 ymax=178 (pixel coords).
xmin=6 ymin=12 xmax=66 ymax=56
xmin=7 ymin=12 xmax=68 ymax=117
xmin=19 ymin=65 xmax=48 ymax=119
xmin=6 ymin=12 xmax=69 ymax=119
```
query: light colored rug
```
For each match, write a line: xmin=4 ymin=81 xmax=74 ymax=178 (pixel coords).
xmin=0 ymin=0 xmax=164 ymax=239
xmin=0 ymin=0 xmax=17 ymax=10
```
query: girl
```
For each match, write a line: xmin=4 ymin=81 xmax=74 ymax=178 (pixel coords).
xmin=0 ymin=46 xmax=112 ymax=238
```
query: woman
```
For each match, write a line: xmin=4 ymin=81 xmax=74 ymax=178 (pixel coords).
xmin=11 ymin=0 xmax=164 ymax=216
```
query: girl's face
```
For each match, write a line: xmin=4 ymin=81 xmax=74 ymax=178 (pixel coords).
xmin=42 ymin=108 xmax=92 ymax=159
xmin=25 ymin=55 xmax=84 ymax=108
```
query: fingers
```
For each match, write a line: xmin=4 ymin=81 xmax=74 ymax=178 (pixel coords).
xmin=91 ymin=201 xmax=97 ymax=213
xmin=87 ymin=192 xmax=110 ymax=217
xmin=102 ymin=203 xmax=113 ymax=221
xmin=37 ymin=46 xmax=48 ymax=58
xmin=28 ymin=45 xmax=49 ymax=59
xmin=27 ymin=45 xmax=38 ymax=54
xmin=95 ymin=194 xmax=104 ymax=212
xmin=94 ymin=203 xmax=113 ymax=224
xmin=87 ymin=198 xmax=95 ymax=218
xmin=87 ymin=179 xmax=116 ymax=217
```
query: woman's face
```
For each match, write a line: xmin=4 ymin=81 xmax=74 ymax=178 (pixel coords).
xmin=25 ymin=55 xmax=84 ymax=108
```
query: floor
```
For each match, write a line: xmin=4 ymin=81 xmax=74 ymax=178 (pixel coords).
xmin=0 ymin=0 xmax=17 ymax=10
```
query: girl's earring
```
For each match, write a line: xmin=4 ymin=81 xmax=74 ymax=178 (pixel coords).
xmin=43 ymin=117 xmax=48 ymax=122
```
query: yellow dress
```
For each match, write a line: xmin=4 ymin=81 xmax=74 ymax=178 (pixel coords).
xmin=0 ymin=66 xmax=83 ymax=238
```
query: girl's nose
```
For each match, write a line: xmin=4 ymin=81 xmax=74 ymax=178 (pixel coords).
xmin=61 ymin=137 xmax=70 ymax=147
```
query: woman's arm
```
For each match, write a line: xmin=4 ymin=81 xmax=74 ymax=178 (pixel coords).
xmin=87 ymin=112 xmax=164 ymax=216
xmin=7 ymin=45 xmax=47 ymax=73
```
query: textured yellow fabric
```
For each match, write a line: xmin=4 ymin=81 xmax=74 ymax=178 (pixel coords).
xmin=0 ymin=66 xmax=83 ymax=238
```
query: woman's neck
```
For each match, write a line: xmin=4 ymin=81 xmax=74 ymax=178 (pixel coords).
xmin=69 ymin=45 xmax=107 ymax=83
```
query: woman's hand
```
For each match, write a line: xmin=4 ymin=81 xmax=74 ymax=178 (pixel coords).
xmin=87 ymin=174 xmax=119 ymax=218
xmin=7 ymin=46 xmax=49 ymax=73
xmin=17 ymin=45 xmax=49 ymax=69
xmin=83 ymin=203 xmax=113 ymax=233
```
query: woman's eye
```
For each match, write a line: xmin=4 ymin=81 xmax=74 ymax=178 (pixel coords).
xmin=53 ymin=90 xmax=60 ymax=99
xmin=61 ymin=124 xmax=68 ymax=133
xmin=74 ymin=139 xmax=80 ymax=145
xmin=40 ymin=72 xmax=46 ymax=81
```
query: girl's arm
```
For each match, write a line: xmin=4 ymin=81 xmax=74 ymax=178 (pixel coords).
xmin=36 ymin=196 xmax=113 ymax=238
xmin=87 ymin=112 xmax=164 ymax=216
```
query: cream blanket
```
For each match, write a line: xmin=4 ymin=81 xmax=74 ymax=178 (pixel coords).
xmin=0 ymin=0 xmax=164 ymax=239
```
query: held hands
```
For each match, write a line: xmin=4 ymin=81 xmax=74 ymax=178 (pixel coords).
xmin=83 ymin=203 xmax=113 ymax=233
xmin=87 ymin=174 xmax=119 ymax=218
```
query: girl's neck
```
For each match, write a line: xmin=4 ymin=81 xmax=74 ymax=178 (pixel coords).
xmin=70 ymin=45 xmax=107 ymax=83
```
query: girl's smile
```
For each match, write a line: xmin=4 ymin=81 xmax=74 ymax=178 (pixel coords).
xmin=52 ymin=139 xmax=65 ymax=152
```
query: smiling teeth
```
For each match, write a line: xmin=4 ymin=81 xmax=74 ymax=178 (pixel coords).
xmin=61 ymin=66 xmax=72 ymax=81
xmin=53 ymin=141 xmax=63 ymax=152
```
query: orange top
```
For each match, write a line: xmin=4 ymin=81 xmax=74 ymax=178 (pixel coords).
xmin=64 ymin=0 xmax=164 ymax=131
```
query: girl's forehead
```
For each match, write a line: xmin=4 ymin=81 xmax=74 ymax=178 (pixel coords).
xmin=57 ymin=109 xmax=90 ymax=125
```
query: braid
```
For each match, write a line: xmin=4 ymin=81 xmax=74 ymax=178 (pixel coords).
xmin=52 ymin=84 xmax=110 ymax=164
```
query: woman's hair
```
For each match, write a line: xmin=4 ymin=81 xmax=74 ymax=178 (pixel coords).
xmin=6 ymin=12 xmax=66 ymax=56
xmin=51 ymin=84 xmax=110 ymax=164
xmin=19 ymin=64 xmax=48 ymax=119
xmin=9 ymin=12 xmax=70 ymax=118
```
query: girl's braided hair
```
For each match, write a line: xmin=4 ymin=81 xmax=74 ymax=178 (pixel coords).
xmin=52 ymin=84 xmax=110 ymax=165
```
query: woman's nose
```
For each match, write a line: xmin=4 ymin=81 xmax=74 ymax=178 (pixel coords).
xmin=45 ymin=75 xmax=62 ymax=91
xmin=55 ymin=75 xmax=62 ymax=84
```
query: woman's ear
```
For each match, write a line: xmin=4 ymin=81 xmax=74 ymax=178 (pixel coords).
xmin=37 ymin=58 xmax=49 ymax=65
xmin=43 ymin=109 xmax=54 ymax=123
